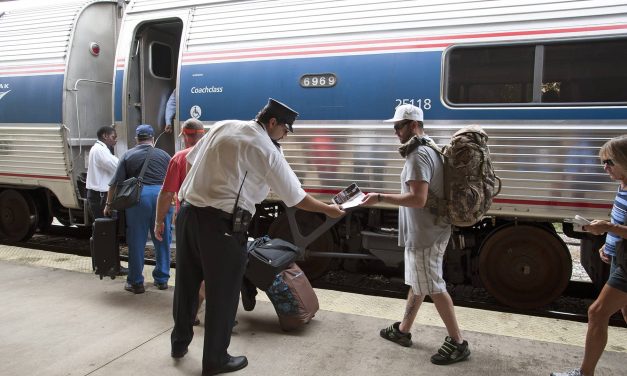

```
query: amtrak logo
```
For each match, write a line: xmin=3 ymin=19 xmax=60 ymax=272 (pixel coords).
xmin=0 ymin=90 xmax=10 ymax=101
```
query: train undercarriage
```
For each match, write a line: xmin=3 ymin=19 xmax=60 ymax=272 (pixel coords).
xmin=250 ymin=202 xmax=607 ymax=310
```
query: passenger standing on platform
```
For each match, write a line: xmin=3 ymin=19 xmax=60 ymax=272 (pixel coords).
xmin=86 ymin=126 xmax=118 ymax=220
xmin=105 ymin=124 xmax=173 ymax=294
xmin=551 ymin=135 xmax=627 ymax=376
xmin=170 ymin=98 xmax=344 ymax=375
xmin=154 ymin=118 xmax=206 ymax=325
xmin=86 ymin=126 xmax=128 ymax=276
xmin=164 ymin=89 xmax=176 ymax=133
xmin=361 ymin=104 xmax=471 ymax=365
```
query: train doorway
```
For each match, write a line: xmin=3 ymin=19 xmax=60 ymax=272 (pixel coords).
xmin=126 ymin=19 xmax=182 ymax=156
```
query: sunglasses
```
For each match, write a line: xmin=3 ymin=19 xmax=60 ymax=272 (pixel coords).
xmin=602 ymin=159 xmax=615 ymax=166
xmin=393 ymin=120 xmax=412 ymax=131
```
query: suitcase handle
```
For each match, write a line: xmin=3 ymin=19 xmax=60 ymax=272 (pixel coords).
xmin=283 ymin=205 xmax=347 ymax=250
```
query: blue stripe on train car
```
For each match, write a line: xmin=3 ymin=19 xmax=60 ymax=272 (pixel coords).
xmin=178 ymin=52 xmax=627 ymax=122
xmin=0 ymin=75 xmax=63 ymax=123
xmin=114 ymin=70 xmax=123 ymax=122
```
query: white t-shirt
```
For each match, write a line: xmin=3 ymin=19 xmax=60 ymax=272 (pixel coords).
xmin=398 ymin=137 xmax=451 ymax=249
xmin=86 ymin=140 xmax=119 ymax=192
xmin=179 ymin=120 xmax=306 ymax=215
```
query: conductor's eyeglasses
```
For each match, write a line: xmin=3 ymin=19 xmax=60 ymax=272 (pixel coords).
xmin=602 ymin=159 xmax=615 ymax=167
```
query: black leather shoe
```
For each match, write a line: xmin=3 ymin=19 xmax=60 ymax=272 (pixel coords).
xmin=124 ymin=282 xmax=145 ymax=294
xmin=202 ymin=356 xmax=248 ymax=375
xmin=153 ymin=281 xmax=168 ymax=290
xmin=241 ymin=279 xmax=257 ymax=311
xmin=171 ymin=348 xmax=188 ymax=359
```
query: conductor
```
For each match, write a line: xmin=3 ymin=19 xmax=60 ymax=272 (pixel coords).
xmin=171 ymin=98 xmax=344 ymax=375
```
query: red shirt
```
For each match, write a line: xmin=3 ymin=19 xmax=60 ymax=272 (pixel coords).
xmin=162 ymin=148 xmax=192 ymax=209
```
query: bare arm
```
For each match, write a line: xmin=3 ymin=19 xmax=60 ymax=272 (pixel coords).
xmin=154 ymin=190 xmax=175 ymax=241
xmin=586 ymin=220 xmax=627 ymax=238
xmin=294 ymin=194 xmax=344 ymax=218
xmin=361 ymin=180 xmax=428 ymax=208
xmin=103 ymin=185 xmax=116 ymax=217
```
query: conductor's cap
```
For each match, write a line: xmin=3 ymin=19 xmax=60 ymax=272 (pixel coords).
xmin=264 ymin=98 xmax=299 ymax=132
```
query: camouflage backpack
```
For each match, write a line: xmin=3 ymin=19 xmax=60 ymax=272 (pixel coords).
xmin=424 ymin=125 xmax=501 ymax=227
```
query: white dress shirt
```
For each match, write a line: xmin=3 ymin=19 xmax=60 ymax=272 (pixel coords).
xmin=86 ymin=140 xmax=119 ymax=192
xmin=179 ymin=120 xmax=306 ymax=215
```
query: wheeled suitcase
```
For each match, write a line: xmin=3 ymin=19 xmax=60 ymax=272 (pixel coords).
xmin=245 ymin=236 xmax=301 ymax=290
xmin=265 ymin=262 xmax=319 ymax=331
xmin=90 ymin=217 xmax=120 ymax=279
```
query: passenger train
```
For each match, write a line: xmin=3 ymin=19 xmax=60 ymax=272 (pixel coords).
xmin=1 ymin=0 xmax=626 ymax=309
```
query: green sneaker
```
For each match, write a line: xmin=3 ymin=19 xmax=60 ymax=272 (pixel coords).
xmin=379 ymin=322 xmax=412 ymax=347
xmin=430 ymin=336 xmax=470 ymax=365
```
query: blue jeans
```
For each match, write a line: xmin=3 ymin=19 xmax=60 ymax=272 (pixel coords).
xmin=125 ymin=184 xmax=173 ymax=285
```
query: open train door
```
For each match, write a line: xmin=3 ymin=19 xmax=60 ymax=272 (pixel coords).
xmin=125 ymin=19 xmax=182 ymax=156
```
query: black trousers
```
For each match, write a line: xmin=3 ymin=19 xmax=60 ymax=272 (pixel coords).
xmin=86 ymin=189 xmax=107 ymax=219
xmin=171 ymin=204 xmax=247 ymax=372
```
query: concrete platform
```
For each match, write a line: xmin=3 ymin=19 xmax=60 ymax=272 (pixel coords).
xmin=0 ymin=245 xmax=625 ymax=376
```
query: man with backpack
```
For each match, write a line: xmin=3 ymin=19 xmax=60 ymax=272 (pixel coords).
xmin=361 ymin=104 xmax=470 ymax=365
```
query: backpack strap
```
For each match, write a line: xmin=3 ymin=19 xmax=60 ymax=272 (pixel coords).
xmin=419 ymin=139 xmax=449 ymax=224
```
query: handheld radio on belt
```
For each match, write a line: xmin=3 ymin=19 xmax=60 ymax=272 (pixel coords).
xmin=232 ymin=171 xmax=252 ymax=233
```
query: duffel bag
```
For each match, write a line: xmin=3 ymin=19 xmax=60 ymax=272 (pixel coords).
xmin=245 ymin=236 xmax=301 ymax=290
xmin=266 ymin=262 xmax=319 ymax=331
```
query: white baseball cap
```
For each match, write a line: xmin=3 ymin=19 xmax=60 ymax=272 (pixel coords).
xmin=384 ymin=104 xmax=424 ymax=122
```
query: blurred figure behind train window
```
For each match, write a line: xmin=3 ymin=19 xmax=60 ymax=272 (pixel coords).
xmin=551 ymin=135 xmax=627 ymax=376
xmin=153 ymin=118 xmax=205 ymax=324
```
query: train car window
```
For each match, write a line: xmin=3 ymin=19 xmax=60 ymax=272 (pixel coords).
xmin=542 ymin=39 xmax=627 ymax=103
xmin=445 ymin=38 xmax=627 ymax=106
xmin=446 ymin=45 xmax=535 ymax=104
xmin=150 ymin=42 xmax=172 ymax=79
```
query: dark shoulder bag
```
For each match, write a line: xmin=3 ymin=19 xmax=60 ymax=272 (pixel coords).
xmin=109 ymin=147 xmax=154 ymax=211
xmin=245 ymin=236 xmax=302 ymax=290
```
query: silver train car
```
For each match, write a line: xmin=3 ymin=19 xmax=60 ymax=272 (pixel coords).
xmin=3 ymin=0 xmax=626 ymax=309
xmin=112 ymin=0 xmax=626 ymax=309
xmin=0 ymin=0 xmax=124 ymax=237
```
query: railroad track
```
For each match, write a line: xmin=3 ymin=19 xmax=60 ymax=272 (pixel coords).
xmin=4 ymin=226 xmax=626 ymax=328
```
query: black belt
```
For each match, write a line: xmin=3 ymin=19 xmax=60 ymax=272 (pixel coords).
xmin=181 ymin=201 xmax=232 ymax=220
xmin=87 ymin=189 xmax=107 ymax=197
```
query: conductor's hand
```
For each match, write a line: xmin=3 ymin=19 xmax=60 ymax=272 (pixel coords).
xmin=103 ymin=204 xmax=112 ymax=217
xmin=164 ymin=124 xmax=173 ymax=133
xmin=154 ymin=221 xmax=165 ymax=241
xmin=325 ymin=204 xmax=345 ymax=218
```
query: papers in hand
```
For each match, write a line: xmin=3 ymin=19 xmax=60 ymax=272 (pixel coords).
xmin=573 ymin=215 xmax=591 ymax=226
xmin=332 ymin=183 xmax=365 ymax=209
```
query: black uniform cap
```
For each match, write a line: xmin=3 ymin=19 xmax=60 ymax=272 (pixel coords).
xmin=264 ymin=98 xmax=299 ymax=132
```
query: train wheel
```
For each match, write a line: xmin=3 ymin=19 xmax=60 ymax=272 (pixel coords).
xmin=478 ymin=224 xmax=571 ymax=310
xmin=268 ymin=211 xmax=334 ymax=280
xmin=0 ymin=189 xmax=39 ymax=242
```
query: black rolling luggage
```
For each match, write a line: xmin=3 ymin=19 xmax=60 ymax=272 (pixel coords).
xmin=245 ymin=236 xmax=301 ymax=290
xmin=90 ymin=217 xmax=120 ymax=279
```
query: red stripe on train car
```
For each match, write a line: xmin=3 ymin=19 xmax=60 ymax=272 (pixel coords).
xmin=182 ymin=23 xmax=627 ymax=62
xmin=0 ymin=173 xmax=70 ymax=181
